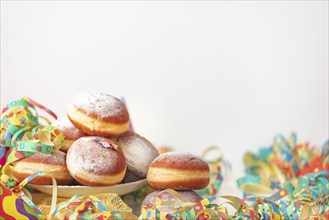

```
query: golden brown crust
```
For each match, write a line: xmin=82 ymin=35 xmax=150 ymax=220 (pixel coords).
xmin=68 ymin=117 xmax=102 ymax=136
xmin=72 ymin=175 xmax=97 ymax=186
xmin=147 ymin=167 xmax=210 ymax=190
xmin=66 ymin=92 xmax=130 ymax=137
xmin=13 ymin=151 xmax=73 ymax=185
xmin=67 ymin=92 xmax=129 ymax=123
xmin=13 ymin=170 xmax=73 ymax=185
xmin=150 ymin=152 xmax=209 ymax=171
xmin=147 ymin=153 xmax=210 ymax=190
xmin=67 ymin=116 xmax=127 ymax=137
xmin=70 ymin=169 xmax=126 ymax=186
xmin=75 ymin=107 xmax=129 ymax=124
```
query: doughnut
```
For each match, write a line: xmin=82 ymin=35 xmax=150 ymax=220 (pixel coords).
xmin=142 ymin=190 xmax=202 ymax=216
xmin=67 ymin=92 xmax=130 ymax=137
xmin=116 ymin=131 xmax=159 ymax=178
xmin=66 ymin=136 xmax=126 ymax=186
xmin=51 ymin=117 xmax=86 ymax=152
xmin=13 ymin=151 xmax=73 ymax=185
xmin=147 ymin=152 xmax=210 ymax=190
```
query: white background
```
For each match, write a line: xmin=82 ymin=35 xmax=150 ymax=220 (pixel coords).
xmin=1 ymin=1 xmax=328 ymax=186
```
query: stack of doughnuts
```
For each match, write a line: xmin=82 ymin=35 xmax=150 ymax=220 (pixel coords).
xmin=13 ymin=91 xmax=159 ymax=186
xmin=142 ymin=152 xmax=210 ymax=216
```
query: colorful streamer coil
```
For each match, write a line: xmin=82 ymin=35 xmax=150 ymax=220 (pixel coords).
xmin=0 ymin=97 xmax=64 ymax=219
xmin=237 ymin=133 xmax=329 ymax=219
xmin=0 ymin=97 xmax=139 ymax=219
xmin=141 ymin=134 xmax=328 ymax=219
xmin=1 ymin=96 xmax=64 ymax=188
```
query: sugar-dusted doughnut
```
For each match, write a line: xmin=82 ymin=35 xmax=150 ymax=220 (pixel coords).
xmin=67 ymin=92 xmax=130 ymax=137
xmin=116 ymin=131 xmax=159 ymax=178
xmin=51 ymin=117 xmax=86 ymax=152
xmin=142 ymin=190 xmax=202 ymax=216
xmin=66 ymin=136 xmax=126 ymax=186
xmin=13 ymin=151 xmax=73 ymax=185
xmin=147 ymin=152 xmax=210 ymax=190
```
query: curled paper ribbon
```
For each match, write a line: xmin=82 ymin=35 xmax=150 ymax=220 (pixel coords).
xmin=1 ymin=172 xmax=137 ymax=219
xmin=0 ymin=181 xmax=43 ymax=220
xmin=0 ymin=171 xmax=57 ymax=219
xmin=197 ymin=146 xmax=227 ymax=198
xmin=40 ymin=193 xmax=138 ymax=219
xmin=237 ymin=133 xmax=329 ymax=219
xmin=141 ymin=184 xmax=328 ymax=220
xmin=141 ymin=135 xmax=328 ymax=219
xmin=0 ymin=97 xmax=64 ymax=188
xmin=0 ymin=97 xmax=63 ymax=219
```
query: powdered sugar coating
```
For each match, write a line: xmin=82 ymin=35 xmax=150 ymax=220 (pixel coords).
xmin=19 ymin=150 xmax=66 ymax=165
xmin=52 ymin=117 xmax=85 ymax=140
xmin=67 ymin=136 xmax=126 ymax=176
xmin=116 ymin=131 xmax=159 ymax=178
xmin=150 ymin=152 xmax=209 ymax=171
xmin=69 ymin=92 xmax=129 ymax=121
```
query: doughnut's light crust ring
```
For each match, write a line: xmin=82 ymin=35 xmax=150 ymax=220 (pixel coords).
xmin=147 ymin=152 xmax=210 ymax=190
xmin=67 ymin=106 xmax=129 ymax=137
xmin=13 ymin=151 xmax=73 ymax=185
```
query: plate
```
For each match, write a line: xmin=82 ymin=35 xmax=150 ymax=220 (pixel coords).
xmin=29 ymin=179 xmax=147 ymax=198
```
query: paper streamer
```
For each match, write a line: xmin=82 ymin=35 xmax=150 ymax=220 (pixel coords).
xmin=141 ymin=173 xmax=328 ymax=220
xmin=38 ymin=193 xmax=138 ymax=219
xmin=1 ymin=97 xmax=139 ymax=220
xmin=1 ymin=172 xmax=138 ymax=220
xmin=0 ymin=171 xmax=50 ymax=219
xmin=237 ymin=133 xmax=329 ymax=219
xmin=196 ymin=146 xmax=226 ymax=198
xmin=0 ymin=97 xmax=64 ymax=188
xmin=0 ymin=182 xmax=42 ymax=220
xmin=0 ymin=97 xmax=63 ymax=219
xmin=141 ymin=134 xmax=328 ymax=219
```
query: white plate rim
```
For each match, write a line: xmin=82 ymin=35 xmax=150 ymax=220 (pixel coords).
xmin=29 ymin=178 xmax=147 ymax=189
